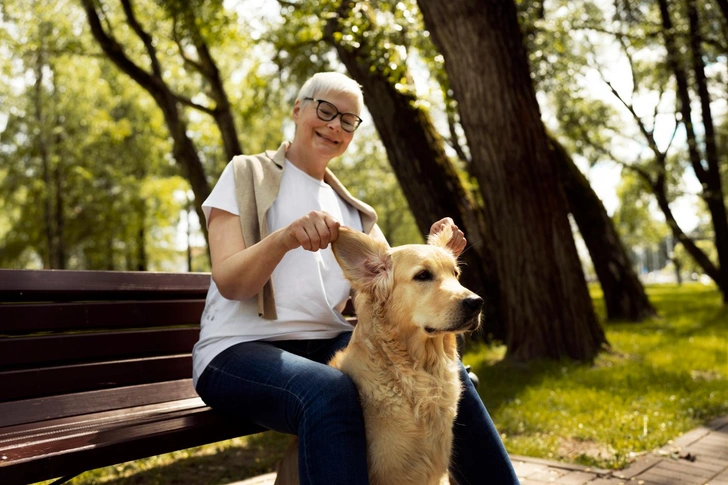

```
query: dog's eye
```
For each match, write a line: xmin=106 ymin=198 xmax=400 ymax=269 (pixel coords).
xmin=414 ymin=270 xmax=433 ymax=281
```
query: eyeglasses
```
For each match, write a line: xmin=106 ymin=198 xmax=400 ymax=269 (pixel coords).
xmin=304 ymin=97 xmax=363 ymax=133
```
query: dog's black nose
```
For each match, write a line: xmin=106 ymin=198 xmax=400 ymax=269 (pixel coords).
xmin=462 ymin=295 xmax=484 ymax=313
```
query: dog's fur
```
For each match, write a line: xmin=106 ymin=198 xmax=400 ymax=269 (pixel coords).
xmin=274 ymin=227 xmax=482 ymax=485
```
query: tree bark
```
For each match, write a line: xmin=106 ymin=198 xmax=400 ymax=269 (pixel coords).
xmin=82 ymin=0 xmax=210 ymax=244
xmin=325 ymin=0 xmax=505 ymax=339
xmin=418 ymin=0 xmax=607 ymax=361
xmin=550 ymin=136 xmax=656 ymax=321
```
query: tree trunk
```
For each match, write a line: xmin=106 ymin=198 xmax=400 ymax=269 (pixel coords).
xmin=686 ymin=0 xmax=728 ymax=300
xmin=137 ymin=222 xmax=147 ymax=271
xmin=82 ymin=0 xmax=210 ymax=245
xmin=325 ymin=0 xmax=505 ymax=339
xmin=174 ymin=4 xmax=243 ymax=161
xmin=659 ymin=0 xmax=728 ymax=298
xmin=550 ymin=136 xmax=657 ymax=321
xmin=418 ymin=0 xmax=607 ymax=361
xmin=53 ymin=156 xmax=66 ymax=269
xmin=34 ymin=40 xmax=56 ymax=269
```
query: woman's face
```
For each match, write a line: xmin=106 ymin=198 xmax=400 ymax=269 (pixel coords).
xmin=292 ymin=91 xmax=359 ymax=162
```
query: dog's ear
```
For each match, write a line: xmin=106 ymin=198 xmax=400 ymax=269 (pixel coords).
xmin=333 ymin=227 xmax=392 ymax=301
xmin=427 ymin=223 xmax=454 ymax=250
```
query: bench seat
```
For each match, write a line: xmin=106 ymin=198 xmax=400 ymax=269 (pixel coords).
xmin=0 ymin=269 xmax=263 ymax=485
xmin=0 ymin=380 xmax=263 ymax=485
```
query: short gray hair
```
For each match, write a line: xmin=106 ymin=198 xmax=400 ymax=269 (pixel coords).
xmin=296 ymin=72 xmax=364 ymax=114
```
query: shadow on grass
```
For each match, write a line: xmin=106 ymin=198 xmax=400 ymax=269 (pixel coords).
xmin=74 ymin=432 xmax=290 ymax=485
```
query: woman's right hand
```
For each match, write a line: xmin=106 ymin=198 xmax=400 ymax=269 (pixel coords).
xmin=207 ymin=208 xmax=340 ymax=300
xmin=281 ymin=211 xmax=341 ymax=251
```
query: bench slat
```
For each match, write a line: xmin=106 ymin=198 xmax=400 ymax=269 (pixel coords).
xmin=0 ymin=379 xmax=199 ymax=428
xmin=0 ymin=300 xmax=205 ymax=334
xmin=0 ymin=355 xmax=191 ymax=402
xmin=1 ymin=328 xmax=199 ymax=368
xmin=0 ymin=269 xmax=210 ymax=302
xmin=0 ymin=397 xmax=206 ymax=443
xmin=0 ymin=402 xmax=264 ymax=485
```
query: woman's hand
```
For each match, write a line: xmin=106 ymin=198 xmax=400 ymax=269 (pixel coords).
xmin=429 ymin=217 xmax=466 ymax=257
xmin=282 ymin=211 xmax=341 ymax=251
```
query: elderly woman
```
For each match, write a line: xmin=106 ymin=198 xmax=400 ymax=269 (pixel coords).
xmin=193 ymin=72 xmax=519 ymax=485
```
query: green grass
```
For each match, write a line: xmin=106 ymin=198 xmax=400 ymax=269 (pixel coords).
xmin=36 ymin=283 xmax=728 ymax=483
xmin=470 ymin=283 xmax=728 ymax=470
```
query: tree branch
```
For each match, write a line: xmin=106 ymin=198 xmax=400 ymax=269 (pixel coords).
xmin=120 ymin=0 xmax=162 ymax=77
xmin=657 ymin=0 xmax=708 ymax=184
xmin=174 ymin=94 xmax=215 ymax=115
xmin=614 ymin=32 xmax=640 ymax=101
xmin=81 ymin=0 xmax=157 ymax=92
xmin=446 ymin=110 xmax=470 ymax=165
xmin=172 ymin=15 xmax=207 ymax=76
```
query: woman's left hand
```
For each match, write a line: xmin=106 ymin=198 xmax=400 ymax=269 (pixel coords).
xmin=429 ymin=217 xmax=466 ymax=257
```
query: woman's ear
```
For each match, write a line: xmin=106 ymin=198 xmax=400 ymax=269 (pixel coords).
xmin=292 ymin=99 xmax=301 ymax=123
xmin=332 ymin=227 xmax=392 ymax=302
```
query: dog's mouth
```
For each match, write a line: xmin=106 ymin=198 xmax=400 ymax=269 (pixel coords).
xmin=424 ymin=316 xmax=480 ymax=335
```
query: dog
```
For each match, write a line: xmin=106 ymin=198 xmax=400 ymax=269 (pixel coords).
xmin=274 ymin=226 xmax=483 ymax=485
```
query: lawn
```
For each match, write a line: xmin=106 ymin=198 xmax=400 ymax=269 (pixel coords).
xmin=473 ymin=283 xmax=728 ymax=470
xmin=36 ymin=283 xmax=728 ymax=484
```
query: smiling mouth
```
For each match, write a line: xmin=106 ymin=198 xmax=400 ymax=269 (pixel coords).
xmin=316 ymin=132 xmax=339 ymax=144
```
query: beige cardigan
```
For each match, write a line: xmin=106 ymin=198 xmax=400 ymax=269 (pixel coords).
xmin=232 ymin=141 xmax=378 ymax=320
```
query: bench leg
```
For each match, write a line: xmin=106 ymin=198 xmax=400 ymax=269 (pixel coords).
xmin=49 ymin=472 xmax=82 ymax=485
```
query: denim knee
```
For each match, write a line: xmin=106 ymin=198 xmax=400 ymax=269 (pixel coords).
xmin=300 ymin=371 xmax=363 ymax=431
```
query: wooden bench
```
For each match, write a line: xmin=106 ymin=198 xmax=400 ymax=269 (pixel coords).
xmin=0 ymin=269 xmax=266 ymax=485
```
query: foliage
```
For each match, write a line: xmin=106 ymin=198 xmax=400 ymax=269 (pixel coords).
xmin=0 ymin=0 xmax=191 ymax=270
xmin=0 ymin=0 xmax=429 ymax=270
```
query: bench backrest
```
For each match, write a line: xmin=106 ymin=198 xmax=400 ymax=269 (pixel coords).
xmin=0 ymin=269 xmax=210 ymax=428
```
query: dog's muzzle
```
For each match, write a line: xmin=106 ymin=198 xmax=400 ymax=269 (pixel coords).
xmin=461 ymin=295 xmax=483 ymax=331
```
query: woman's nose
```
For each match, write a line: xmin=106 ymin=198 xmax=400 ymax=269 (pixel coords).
xmin=327 ymin=115 xmax=343 ymax=131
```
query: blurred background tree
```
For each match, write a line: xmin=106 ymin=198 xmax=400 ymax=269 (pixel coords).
xmin=1 ymin=0 xmax=725 ymax=361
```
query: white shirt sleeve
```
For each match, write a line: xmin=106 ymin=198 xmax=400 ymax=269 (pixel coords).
xmin=201 ymin=162 xmax=239 ymax=228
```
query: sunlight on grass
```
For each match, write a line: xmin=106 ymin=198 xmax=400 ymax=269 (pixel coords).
xmin=465 ymin=283 xmax=728 ymax=470
xmin=35 ymin=432 xmax=291 ymax=485
xmin=37 ymin=283 xmax=728 ymax=483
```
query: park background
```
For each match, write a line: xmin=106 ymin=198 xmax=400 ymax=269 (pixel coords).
xmin=1 ymin=0 xmax=727 ymax=483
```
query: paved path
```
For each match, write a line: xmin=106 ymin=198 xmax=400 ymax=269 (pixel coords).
xmin=229 ymin=415 xmax=728 ymax=485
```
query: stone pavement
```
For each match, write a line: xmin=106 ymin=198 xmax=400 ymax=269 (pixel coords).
xmin=230 ymin=415 xmax=728 ymax=485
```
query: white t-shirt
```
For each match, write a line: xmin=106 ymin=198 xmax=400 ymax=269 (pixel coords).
xmin=191 ymin=159 xmax=363 ymax=387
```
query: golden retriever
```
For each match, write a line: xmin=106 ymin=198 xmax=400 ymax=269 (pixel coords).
xmin=274 ymin=226 xmax=483 ymax=485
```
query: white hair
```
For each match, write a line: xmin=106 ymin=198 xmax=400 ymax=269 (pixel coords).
xmin=296 ymin=72 xmax=364 ymax=114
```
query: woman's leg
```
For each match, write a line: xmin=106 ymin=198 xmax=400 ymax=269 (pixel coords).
xmin=196 ymin=333 xmax=368 ymax=485
xmin=449 ymin=362 xmax=520 ymax=485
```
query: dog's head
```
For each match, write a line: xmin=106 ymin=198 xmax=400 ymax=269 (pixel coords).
xmin=332 ymin=227 xmax=482 ymax=336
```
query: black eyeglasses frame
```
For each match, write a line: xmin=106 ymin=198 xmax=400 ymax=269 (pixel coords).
xmin=304 ymin=97 xmax=363 ymax=133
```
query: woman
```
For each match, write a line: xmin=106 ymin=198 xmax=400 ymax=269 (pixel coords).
xmin=193 ymin=72 xmax=519 ymax=484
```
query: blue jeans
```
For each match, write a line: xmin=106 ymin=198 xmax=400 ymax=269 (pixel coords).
xmin=196 ymin=332 xmax=519 ymax=485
